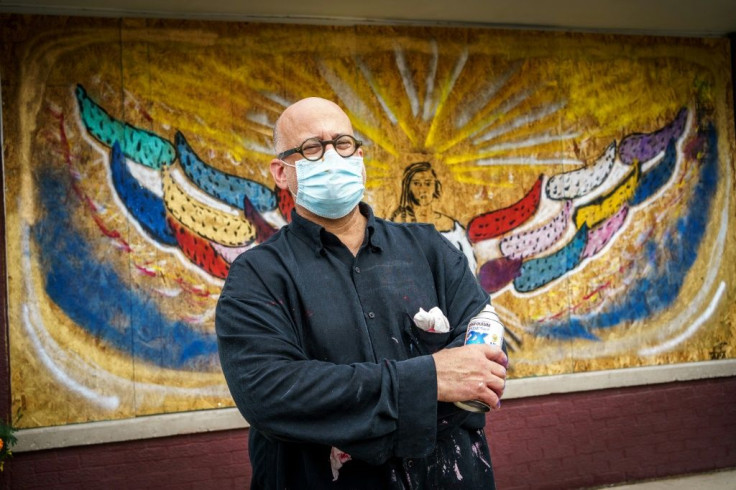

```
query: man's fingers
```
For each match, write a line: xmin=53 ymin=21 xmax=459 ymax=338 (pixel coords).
xmin=472 ymin=382 xmax=502 ymax=410
xmin=433 ymin=344 xmax=508 ymax=405
xmin=490 ymin=362 xmax=507 ymax=379
xmin=485 ymin=375 xmax=505 ymax=399
xmin=482 ymin=345 xmax=508 ymax=368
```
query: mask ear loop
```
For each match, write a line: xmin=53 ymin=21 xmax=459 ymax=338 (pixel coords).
xmin=278 ymin=159 xmax=299 ymax=200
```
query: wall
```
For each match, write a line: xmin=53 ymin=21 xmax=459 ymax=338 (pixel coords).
xmin=2 ymin=13 xmax=735 ymax=430
xmin=1 ymin=13 xmax=736 ymax=489
xmin=2 ymin=377 xmax=734 ymax=489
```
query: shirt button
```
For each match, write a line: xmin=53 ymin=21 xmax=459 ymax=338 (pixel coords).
xmin=354 ymin=266 xmax=361 ymax=273
xmin=368 ymin=312 xmax=375 ymax=319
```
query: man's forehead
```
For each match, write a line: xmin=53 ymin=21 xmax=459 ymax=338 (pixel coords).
xmin=280 ymin=99 xmax=352 ymax=139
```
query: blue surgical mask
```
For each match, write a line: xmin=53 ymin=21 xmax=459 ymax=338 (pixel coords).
xmin=281 ymin=149 xmax=365 ymax=219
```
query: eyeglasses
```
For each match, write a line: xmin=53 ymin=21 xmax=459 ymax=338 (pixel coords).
xmin=277 ymin=134 xmax=362 ymax=162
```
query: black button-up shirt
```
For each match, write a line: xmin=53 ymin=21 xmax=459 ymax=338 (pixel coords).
xmin=216 ymin=203 xmax=494 ymax=489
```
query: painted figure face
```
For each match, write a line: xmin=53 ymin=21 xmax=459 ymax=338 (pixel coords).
xmin=409 ymin=170 xmax=437 ymax=206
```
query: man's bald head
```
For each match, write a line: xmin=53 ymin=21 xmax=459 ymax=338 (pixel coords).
xmin=273 ymin=97 xmax=353 ymax=155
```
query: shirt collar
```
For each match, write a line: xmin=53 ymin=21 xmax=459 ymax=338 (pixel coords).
xmin=289 ymin=202 xmax=382 ymax=257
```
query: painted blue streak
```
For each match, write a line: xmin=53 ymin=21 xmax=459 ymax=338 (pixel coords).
xmin=513 ymin=224 xmax=588 ymax=293
xmin=630 ymin=138 xmax=677 ymax=206
xmin=538 ymin=125 xmax=719 ymax=339
xmin=32 ymin=167 xmax=218 ymax=370
xmin=75 ymin=85 xmax=176 ymax=170
xmin=175 ymin=131 xmax=276 ymax=213
xmin=110 ymin=141 xmax=178 ymax=246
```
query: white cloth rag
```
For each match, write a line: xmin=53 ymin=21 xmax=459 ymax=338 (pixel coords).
xmin=413 ymin=306 xmax=450 ymax=333
xmin=329 ymin=447 xmax=352 ymax=481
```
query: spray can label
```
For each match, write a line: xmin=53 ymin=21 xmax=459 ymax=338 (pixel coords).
xmin=455 ymin=304 xmax=505 ymax=413
xmin=464 ymin=307 xmax=504 ymax=347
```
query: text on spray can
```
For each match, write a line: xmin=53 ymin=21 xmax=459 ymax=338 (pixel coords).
xmin=454 ymin=304 xmax=505 ymax=413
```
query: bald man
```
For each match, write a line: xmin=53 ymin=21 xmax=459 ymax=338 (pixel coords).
xmin=216 ymin=97 xmax=507 ymax=489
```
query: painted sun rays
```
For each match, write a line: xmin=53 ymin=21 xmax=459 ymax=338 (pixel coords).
xmin=319 ymin=40 xmax=579 ymax=176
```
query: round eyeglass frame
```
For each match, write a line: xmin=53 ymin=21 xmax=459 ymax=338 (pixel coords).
xmin=277 ymin=134 xmax=362 ymax=161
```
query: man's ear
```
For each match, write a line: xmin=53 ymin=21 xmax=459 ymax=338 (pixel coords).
xmin=270 ymin=159 xmax=289 ymax=190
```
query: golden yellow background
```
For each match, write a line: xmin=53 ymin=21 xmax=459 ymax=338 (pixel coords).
xmin=1 ymin=15 xmax=734 ymax=428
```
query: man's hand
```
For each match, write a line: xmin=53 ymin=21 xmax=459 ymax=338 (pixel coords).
xmin=432 ymin=344 xmax=508 ymax=409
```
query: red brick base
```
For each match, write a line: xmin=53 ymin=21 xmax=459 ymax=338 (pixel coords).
xmin=3 ymin=377 xmax=734 ymax=489
xmin=490 ymin=377 xmax=736 ymax=489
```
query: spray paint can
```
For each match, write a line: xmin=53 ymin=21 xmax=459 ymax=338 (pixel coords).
xmin=454 ymin=304 xmax=505 ymax=413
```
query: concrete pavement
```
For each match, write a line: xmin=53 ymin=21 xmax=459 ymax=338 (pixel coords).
xmin=594 ymin=468 xmax=736 ymax=489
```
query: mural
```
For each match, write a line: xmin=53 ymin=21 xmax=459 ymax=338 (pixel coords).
xmin=1 ymin=15 xmax=734 ymax=428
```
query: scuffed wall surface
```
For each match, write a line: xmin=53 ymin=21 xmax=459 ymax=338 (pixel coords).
xmin=1 ymin=15 xmax=734 ymax=429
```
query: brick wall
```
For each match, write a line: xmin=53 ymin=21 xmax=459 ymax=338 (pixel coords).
xmin=2 ymin=377 xmax=734 ymax=489
xmin=1 ymin=430 xmax=251 ymax=489
xmin=489 ymin=377 xmax=736 ymax=489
